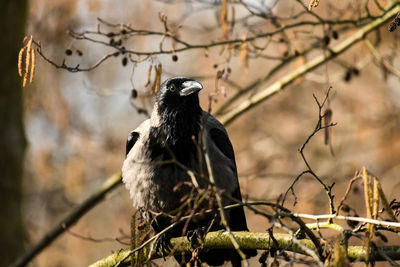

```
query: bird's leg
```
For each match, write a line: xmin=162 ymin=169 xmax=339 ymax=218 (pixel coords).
xmin=151 ymin=214 xmax=174 ymax=260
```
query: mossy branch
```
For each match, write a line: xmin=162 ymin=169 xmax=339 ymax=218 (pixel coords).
xmin=89 ymin=231 xmax=400 ymax=267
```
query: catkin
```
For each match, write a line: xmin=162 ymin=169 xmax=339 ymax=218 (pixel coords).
xmin=18 ymin=47 xmax=25 ymax=77
xmin=145 ymin=65 xmax=152 ymax=87
xmin=155 ymin=64 xmax=162 ymax=94
xmin=23 ymin=37 xmax=33 ymax=87
xmin=30 ymin=47 xmax=36 ymax=83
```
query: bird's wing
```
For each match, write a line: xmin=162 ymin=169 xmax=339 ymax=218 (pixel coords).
xmin=125 ymin=119 xmax=151 ymax=156
xmin=203 ymin=112 xmax=238 ymax=189
xmin=126 ymin=131 xmax=140 ymax=156
xmin=203 ymin=112 xmax=250 ymax=231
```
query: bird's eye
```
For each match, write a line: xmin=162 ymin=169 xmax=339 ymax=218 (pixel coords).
xmin=170 ymin=85 xmax=177 ymax=92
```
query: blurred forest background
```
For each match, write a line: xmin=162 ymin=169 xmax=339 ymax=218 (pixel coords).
xmin=3 ymin=0 xmax=400 ymax=266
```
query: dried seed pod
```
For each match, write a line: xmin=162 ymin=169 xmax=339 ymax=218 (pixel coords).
xmin=76 ymin=49 xmax=83 ymax=56
xmin=323 ymin=35 xmax=330 ymax=46
xmin=352 ymin=67 xmax=360 ymax=76
xmin=106 ymin=32 xmax=115 ymax=37
xmin=332 ymin=30 xmax=339 ymax=39
xmin=213 ymin=64 xmax=218 ymax=68
xmin=131 ymin=89 xmax=138 ymax=99
xmin=324 ymin=107 xmax=331 ymax=145
xmin=341 ymin=204 xmax=351 ymax=213
xmin=121 ymin=29 xmax=127 ymax=34
xmin=353 ymin=186 xmax=360 ymax=194
xmin=65 ymin=49 xmax=73 ymax=56
xmin=172 ymin=54 xmax=178 ymax=62
xmin=122 ymin=57 xmax=128 ymax=66
xmin=344 ymin=69 xmax=352 ymax=82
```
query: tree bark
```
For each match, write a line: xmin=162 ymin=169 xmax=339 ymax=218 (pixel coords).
xmin=0 ymin=1 xmax=28 ymax=265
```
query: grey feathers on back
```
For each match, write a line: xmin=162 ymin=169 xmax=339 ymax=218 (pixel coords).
xmin=122 ymin=112 xmax=239 ymax=214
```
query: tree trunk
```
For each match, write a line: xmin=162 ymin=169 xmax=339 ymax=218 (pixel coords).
xmin=0 ymin=1 xmax=28 ymax=265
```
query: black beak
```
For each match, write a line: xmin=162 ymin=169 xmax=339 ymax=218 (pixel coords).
xmin=179 ymin=80 xmax=203 ymax=96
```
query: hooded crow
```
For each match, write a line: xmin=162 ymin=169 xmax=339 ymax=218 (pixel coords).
xmin=122 ymin=77 xmax=256 ymax=266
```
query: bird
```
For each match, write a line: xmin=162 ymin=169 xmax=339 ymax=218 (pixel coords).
xmin=122 ymin=77 xmax=257 ymax=266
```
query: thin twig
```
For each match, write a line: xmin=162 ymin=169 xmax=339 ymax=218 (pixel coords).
xmin=337 ymin=172 xmax=362 ymax=216
xmin=294 ymin=213 xmax=400 ymax=228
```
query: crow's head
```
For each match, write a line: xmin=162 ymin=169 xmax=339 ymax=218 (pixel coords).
xmin=156 ymin=77 xmax=203 ymax=111
xmin=154 ymin=77 xmax=204 ymax=145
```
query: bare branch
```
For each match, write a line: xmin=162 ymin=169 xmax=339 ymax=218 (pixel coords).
xmin=10 ymin=173 xmax=123 ymax=267
xmin=218 ymin=2 xmax=400 ymax=125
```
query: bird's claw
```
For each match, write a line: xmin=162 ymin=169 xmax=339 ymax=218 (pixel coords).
xmin=155 ymin=234 xmax=170 ymax=260
xmin=186 ymin=226 xmax=207 ymax=248
xmin=186 ymin=230 xmax=198 ymax=248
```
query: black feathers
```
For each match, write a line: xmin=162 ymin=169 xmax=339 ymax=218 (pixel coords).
xmin=156 ymin=78 xmax=203 ymax=148
xmin=210 ymin=127 xmax=236 ymax=163
xmin=122 ymin=77 xmax=256 ymax=266
xmin=126 ymin=131 xmax=139 ymax=156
